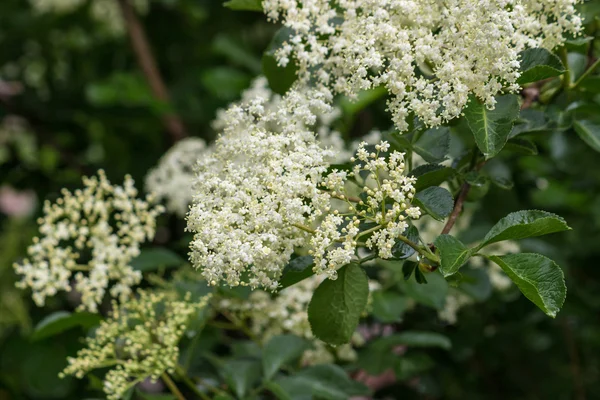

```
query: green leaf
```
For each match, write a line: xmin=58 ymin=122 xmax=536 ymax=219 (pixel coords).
xmin=262 ymin=28 xmax=298 ymax=95
xmin=477 ymin=210 xmax=570 ymax=250
xmin=32 ymin=311 xmax=102 ymax=341
xmin=223 ymin=0 xmax=262 ymax=11
xmin=573 ymin=119 xmax=600 ymax=153
xmin=489 ymin=253 xmax=566 ymax=317
xmin=371 ymin=291 xmax=410 ymax=323
xmin=491 ymin=176 xmax=514 ymax=190
xmin=392 ymin=225 xmax=419 ymax=259
xmin=131 ymin=248 xmax=185 ymax=272
xmin=378 ymin=331 xmax=452 ymax=350
xmin=359 ymin=332 xmax=449 ymax=376
xmin=413 ymin=186 xmax=453 ymax=221
xmin=434 ymin=235 xmax=472 ymax=277
xmin=341 ymin=86 xmax=387 ymax=116
xmin=307 ymin=263 xmax=369 ymax=345
xmin=413 ymin=127 xmax=450 ymax=163
xmin=275 ymin=364 xmax=369 ymax=400
xmin=262 ymin=335 xmax=310 ymax=380
xmin=410 ymin=164 xmax=455 ymax=192
xmin=264 ymin=381 xmax=292 ymax=400
xmin=395 ymin=353 xmax=435 ymax=380
xmin=135 ymin=390 xmax=176 ymax=400
xmin=220 ymin=359 xmax=262 ymax=399
xmin=279 ymin=256 xmax=315 ymax=290
xmin=504 ymin=137 xmax=538 ymax=155
xmin=399 ymin=271 xmax=448 ymax=310
xmin=464 ymin=95 xmax=520 ymax=159
xmin=517 ymin=48 xmax=565 ymax=84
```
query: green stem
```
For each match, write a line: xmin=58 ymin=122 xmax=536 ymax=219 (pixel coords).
xmin=357 ymin=224 xmax=383 ymax=239
xmin=292 ymin=223 xmax=316 ymax=234
xmin=162 ymin=373 xmax=186 ymax=400
xmin=358 ymin=254 xmax=377 ymax=264
xmin=396 ymin=234 xmax=439 ymax=264
xmin=572 ymin=57 xmax=600 ymax=90
xmin=175 ymin=367 xmax=211 ymax=400
xmin=559 ymin=47 xmax=572 ymax=90
xmin=220 ymin=309 xmax=258 ymax=342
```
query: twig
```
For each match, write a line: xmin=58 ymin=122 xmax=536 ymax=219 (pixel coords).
xmin=117 ymin=0 xmax=186 ymax=143
xmin=441 ymin=183 xmax=470 ymax=235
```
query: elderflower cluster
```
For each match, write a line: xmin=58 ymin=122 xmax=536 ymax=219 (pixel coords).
xmin=61 ymin=290 xmax=211 ymax=400
xmin=263 ymin=0 xmax=581 ymax=130
xmin=14 ymin=171 xmax=164 ymax=312
xmin=218 ymin=275 xmax=378 ymax=365
xmin=145 ymin=137 xmax=209 ymax=217
xmin=186 ymin=87 xmax=338 ymax=290
xmin=312 ymin=141 xmax=421 ymax=278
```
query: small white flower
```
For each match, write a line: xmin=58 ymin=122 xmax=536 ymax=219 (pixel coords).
xmin=14 ymin=170 xmax=164 ymax=312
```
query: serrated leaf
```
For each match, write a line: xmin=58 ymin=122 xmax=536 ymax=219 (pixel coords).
xmin=220 ymin=359 xmax=262 ymax=399
xmin=307 ymin=263 xmax=369 ymax=345
xmin=510 ymin=109 xmax=549 ymax=138
xmin=279 ymin=256 xmax=315 ymax=290
xmin=489 ymin=253 xmax=566 ymax=317
xmin=383 ymin=131 xmax=412 ymax=153
xmin=413 ymin=127 xmax=450 ymax=163
xmin=517 ymin=48 xmax=565 ymax=84
xmin=413 ymin=186 xmax=453 ymax=221
xmin=491 ymin=176 xmax=514 ymax=190
xmin=410 ymin=164 xmax=455 ymax=192
xmin=434 ymin=235 xmax=472 ymax=277
xmin=264 ymin=381 xmax=292 ymax=400
xmin=573 ymin=119 xmax=600 ymax=153
xmin=477 ymin=210 xmax=570 ymax=250
xmin=131 ymin=248 xmax=184 ymax=272
xmin=391 ymin=225 xmax=419 ymax=259
xmin=371 ymin=291 xmax=410 ymax=323
xmin=32 ymin=311 xmax=102 ymax=341
xmin=275 ymin=364 xmax=369 ymax=400
xmin=262 ymin=335 xmax=310 ymax=380
xmin=464 ymin=95 xmax=520 ymax=159
xmin=504 ymin=137 xmax=538 ymax=155
xmin=223 ymin=0 xmax=262 ymax=11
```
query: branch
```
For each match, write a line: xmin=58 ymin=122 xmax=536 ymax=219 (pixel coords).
xmin=117 ymin=0 xmax=187 ymax=143
xmin=441 ymin=182 xmax=470 ymax=235
xmin=441 ymin=158 xmax=487 ymax=235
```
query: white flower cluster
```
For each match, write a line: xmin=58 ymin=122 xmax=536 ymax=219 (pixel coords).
xmin=61 ymin=290 xmax=210 ymax=400
xmin=218 ymin=275 xmax=376 ymax=365
xmin=263 ymin=0 xmax=581 ymax=130
xmin=313 ymin=141 xmax=421 ymax=278
xmin=186 ymin=87 xmax=337 ymax=290
xmin=14 ymin=171 xmax=164 ymax=312
xmin=145 ymin=137 xmax=209 ymax=217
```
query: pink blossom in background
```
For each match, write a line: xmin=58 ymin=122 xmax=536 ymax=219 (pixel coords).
xmin=0 ymin=186 xmax=36 ymax=218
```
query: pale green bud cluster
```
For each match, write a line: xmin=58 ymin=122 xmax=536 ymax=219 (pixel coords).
xmin=61 ymin=290 xmax=211 ymax=400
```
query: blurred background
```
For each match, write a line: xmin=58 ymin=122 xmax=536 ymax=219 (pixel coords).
xmin=1 ymin=0 xmax=599 ymax=399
